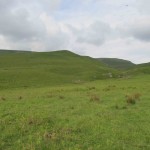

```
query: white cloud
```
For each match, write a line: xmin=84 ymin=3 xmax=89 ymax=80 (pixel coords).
xmin=68 ymin=21 xmax=112 ymax=46
xmin=137 ymin=0 xmax=150 ymax=14
xmin=0 ymin=0 xmax=149 ymax=63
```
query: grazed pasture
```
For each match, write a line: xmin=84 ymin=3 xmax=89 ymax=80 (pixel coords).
xmin=1 ymin=75 xmax=150 ymax=150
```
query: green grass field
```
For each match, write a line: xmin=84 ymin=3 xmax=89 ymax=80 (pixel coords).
xmin=0 ymin=50 xmax=150 ymax=150
xmin=1 ymin=75 xmax=150 ymax=150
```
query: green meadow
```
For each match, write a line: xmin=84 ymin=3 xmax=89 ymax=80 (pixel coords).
xmin=0 ymin=50 xmax=150 ymax=150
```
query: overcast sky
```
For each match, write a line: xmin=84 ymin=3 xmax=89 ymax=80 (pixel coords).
xmin=0 ymin=0 xmax=150 ymax=63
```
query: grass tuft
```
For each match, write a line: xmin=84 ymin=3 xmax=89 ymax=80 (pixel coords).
xmin=1 ymin=97 xmax=6 ymax=101
xmin=90 ymin=94 xmax=100 ymax=102
xmin=18 ymin=96 xmax=23 ymax=100
xmin=44 ymin=131 xmax=57 ymax=140
xmin=59 ymin=96 xmax=65 ymax=99
xmin=125 ymin=93 xmax=141 ymax=105
xmin=88 ymin=86 xmax=96 ymax=90
xmin=115 ymin=105 xmax=119 ymax=109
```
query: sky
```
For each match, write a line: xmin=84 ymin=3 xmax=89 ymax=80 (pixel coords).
xmin=0 ymin=0 xmax=150 ymax=64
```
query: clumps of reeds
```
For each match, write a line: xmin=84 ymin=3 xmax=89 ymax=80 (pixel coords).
xmin=125 ymin=93 xmax=141 ymax=105
xmin=44 ymin=131 xmax=57 ymax=140
xmin=90 ymin=94 xmax=100 ymax=102
xmin=103 ymin=87 xmax=110 ymax=92
xmin=108 ymin=85 xmax=116 ymax=88
xmin=0 ymin=97 xmax=6 ymax=101
xmin=70 ymin=106 xmax=74 ymax=110
xmin=88 ymin=86 xmax=96 ymax=90
xmin=27 ymin=117 xmax=43 ymax=126
xmin=122 ymin=106 xmax=127 ymax=109
xmin=114 ymin=104 xmax=127 ymax=110
xmin=103 ymin=85 xmax=116 ymax=92
xmin=43 ymin=128 xmax=76 ymax=141
xmin=18 ymin=96 xmax=23 ymax=100
xmin=59 ymin=95 xmax=65 ymax=99
xmin=28 ymin=118 xmax=38 ymax=125
xmin=115 ymin=105 xmax=119 ymax=109
xmin=128 ymin=86 xmax=137 ymax=89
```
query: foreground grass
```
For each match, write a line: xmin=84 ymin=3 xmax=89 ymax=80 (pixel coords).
xmin=0 ymin=75 xmax=150 ymax=150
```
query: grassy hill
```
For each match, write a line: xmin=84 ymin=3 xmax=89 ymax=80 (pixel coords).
xmin=0 ymin=50 xmax=119 ymax=90
xmin=97 ymin=58 xmax=135 ymax=70
xmin=137 ymin=62 xmax=150 ymax=67
xmin=127 ymin=62 xmax=150 ymax=75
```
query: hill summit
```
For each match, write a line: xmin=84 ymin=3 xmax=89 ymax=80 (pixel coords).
xmin=0 ymin=49 xmax=119 ymax=89
xmin=97 ymin=58 xmax=135 ymax=70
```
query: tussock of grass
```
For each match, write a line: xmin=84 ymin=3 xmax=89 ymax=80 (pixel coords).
xmin=90 ymin=94 xmax=100 ymax=102
xmin=44 ymin=131 xmax=57 ymax=140
xmin=88 ymin=86 xmax=96 ymax=90
xmin=59 ymin=95 xmax=65 ymax=99
xmin=18 ymin=96 xmax=23 ymax=100
xmin=125 ymin=93 xmax=141 ymax=105
xmin=0 ymin=97 xmax=6 ymax=101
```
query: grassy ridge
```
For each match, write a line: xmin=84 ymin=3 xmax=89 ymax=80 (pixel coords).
xmin=0 ymin=50 xmax=119 ymax=90
xmin=0 ymin=50 xmax=149 ymax=90
xmin=127 ymin=62 xmax=150 ymax=75
xmin=97 ymin=58 xmax=135 ymax=70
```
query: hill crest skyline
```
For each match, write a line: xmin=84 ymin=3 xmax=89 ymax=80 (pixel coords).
xmin=0 ymin=49 xmax=149 ymax=65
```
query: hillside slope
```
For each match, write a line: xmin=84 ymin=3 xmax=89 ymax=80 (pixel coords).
xmin=97 ymin=58 xmax=135 ymax=70
xmin=127 ymin=62 xmax=150 ymax=75
xmin=0 ymin=50 xmax=119 ymax=90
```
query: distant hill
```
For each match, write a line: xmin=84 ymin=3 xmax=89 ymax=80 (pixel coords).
xmin=0 ymin=50 xmax=119 ymax=90
xmin=96 ymin=58 xmax=135 ymax=70
xmin=127 ymin=62 xmax=150 ymax=74
xmin=0 ymin=49 xmax=32 ymax=53
xmin=137 ymin=62 xmax=150 ymax=67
